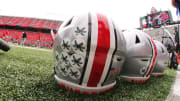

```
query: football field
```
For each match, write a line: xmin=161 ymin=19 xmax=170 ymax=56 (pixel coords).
xmin=0 ymin=46 xmax=176 ymax=101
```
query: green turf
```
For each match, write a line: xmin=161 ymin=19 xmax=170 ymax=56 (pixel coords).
xmin=0 ymin=46 xmax=177 ymax=101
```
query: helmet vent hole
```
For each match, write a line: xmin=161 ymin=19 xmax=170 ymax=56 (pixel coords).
xmin=64 ymin=17 xmax=74 ymax=27
xmin=141 ymin=59 xmax=148 ymax=61
xmin=161 ymin=47 xmax=164 ymax=53
xmin=135 ymin=35 xmax=140 ymax=44
xmin=117 ymin=57 xmax=122 ymax=61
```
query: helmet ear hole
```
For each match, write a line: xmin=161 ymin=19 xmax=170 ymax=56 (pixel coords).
xmin=64 ymin=17 xmax=74 ymax=27
xmin=135 ymin=35 xmax=140 ymax=44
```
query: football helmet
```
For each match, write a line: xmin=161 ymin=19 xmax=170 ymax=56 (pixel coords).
xmin=120 ymin=29 xmax=157 ymax=83
xmin=53 ymin=13 xmax=126 ymax=94
xmin=161 ymin=29 xmax=175 ymax=53
xmin=151 ymin=40 xmax=169 ymax=77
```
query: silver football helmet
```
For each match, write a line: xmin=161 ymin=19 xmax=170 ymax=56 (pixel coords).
xmin=53 ymin=13 xmax=126 ymax=94
xmin=120 ymin=29 xmax=157 ymax=83
xmin=162 ymin=29 xmax=175 ymax=53
xmin=151 ymin=40 xmax=169 ymax=76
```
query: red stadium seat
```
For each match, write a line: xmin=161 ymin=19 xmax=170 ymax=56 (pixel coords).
xmin=0 ymin=15 xmax=61 ymax=48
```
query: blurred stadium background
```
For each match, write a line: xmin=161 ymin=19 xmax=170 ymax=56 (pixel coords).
xmin=0 ymin=15 xmax=62 ymax=49
xmin=0 ymin=7 xmax=180 ymax=49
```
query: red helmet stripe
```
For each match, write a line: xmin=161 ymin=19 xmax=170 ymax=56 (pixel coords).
xmin=146 ymin=36 xmax=157 ymax=77
xmin=87 ymin=13 xmax=111 ymax=87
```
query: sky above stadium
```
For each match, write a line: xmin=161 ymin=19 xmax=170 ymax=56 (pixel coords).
xmin=0 ymin=0 xmax=178 ymax=29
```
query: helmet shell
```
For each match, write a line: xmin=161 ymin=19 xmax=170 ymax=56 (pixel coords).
xmin=53 ymin=13 xmax=126 ymax=94
xmin=162 ymin=29 xmax=175 ymax=53
xmin=151 ymin=40 xmax=169 ymax=76
xmin=120 ymin=29 xmax=157 ymax=83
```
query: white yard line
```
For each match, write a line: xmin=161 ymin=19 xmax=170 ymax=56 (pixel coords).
xmin=166 ymin=71 xmax=180 ymax=101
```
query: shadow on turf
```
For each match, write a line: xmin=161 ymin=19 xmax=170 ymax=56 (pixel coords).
xmin=0 ymin=52 xmax=6 ymax=61
xmin=21 ymin=71 xmax=175 ymax=101
xmin=0 ymin=52 xmax=5 ymax=55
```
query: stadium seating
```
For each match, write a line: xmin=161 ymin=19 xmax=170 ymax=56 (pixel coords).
xmin=0 ymin=16 xmax=61 ymax=30
xmin=0 ymin=15 xmax=61 ymax=49
xmin=0 ymin=29 xmax=54 ymax=48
